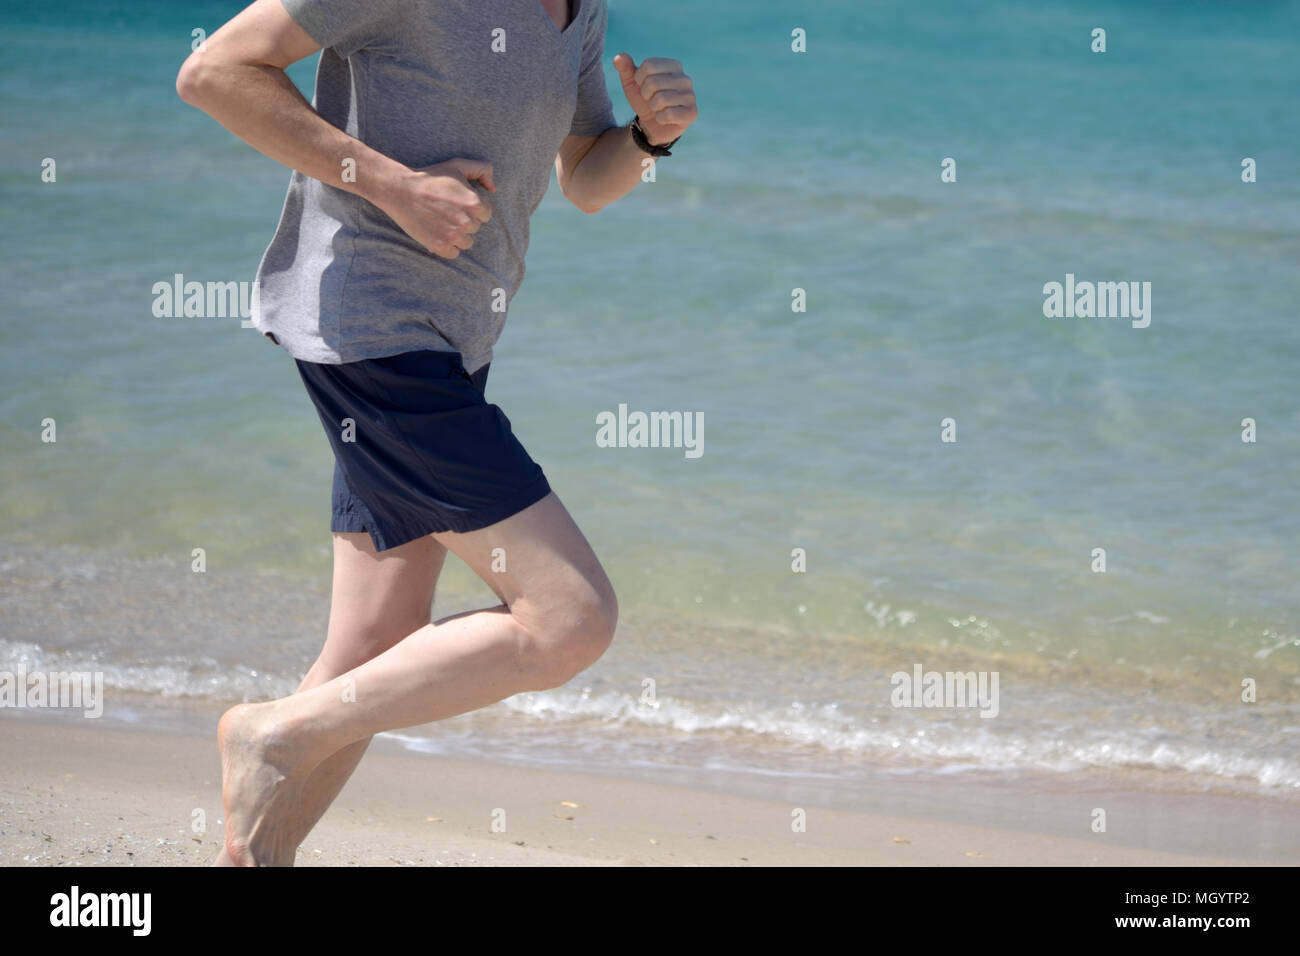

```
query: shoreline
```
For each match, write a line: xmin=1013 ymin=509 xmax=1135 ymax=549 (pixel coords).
xmin=4 ymin=539 xmax=1298 ymax=803
xmin=2 ymin=716 xmax=1293 ymax=866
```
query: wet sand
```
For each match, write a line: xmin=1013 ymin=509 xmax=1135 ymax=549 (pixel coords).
xmin=1 ymin=717 xmax=1289 ymax=867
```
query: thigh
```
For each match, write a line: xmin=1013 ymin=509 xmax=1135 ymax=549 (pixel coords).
xmin=431 ymin=490 xmax=613 ymax=633
xmin=303 ymin=531 xmax=448 ymax=684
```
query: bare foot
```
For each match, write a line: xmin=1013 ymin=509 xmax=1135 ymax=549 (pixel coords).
xmin=217 ymin=701 xmax=313 ymax=866
xmin=211 ymin=845 xmax=236 ymax=866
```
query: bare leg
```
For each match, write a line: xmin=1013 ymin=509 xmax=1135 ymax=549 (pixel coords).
xmin=212 ymin=531 xmax=446 ymax=865
xmin=218 ymin=491 xmax=617 ymax=866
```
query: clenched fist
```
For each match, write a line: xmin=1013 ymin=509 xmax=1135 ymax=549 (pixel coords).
xmin=612 ymin=54 xmax=699 ymax=147
xmin=380 ymin=157 xmax=495 ymax=259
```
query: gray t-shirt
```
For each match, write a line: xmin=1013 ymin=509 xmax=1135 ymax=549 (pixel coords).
xmin=250 ymin=0 xmax=618 ymax=373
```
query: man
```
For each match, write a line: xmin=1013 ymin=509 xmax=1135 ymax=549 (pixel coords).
xmin=176 ymin=0 xmax=698 ymax=866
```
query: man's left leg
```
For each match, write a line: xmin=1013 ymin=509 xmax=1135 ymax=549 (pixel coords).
xmin=213 ymin=530 xmax=447 ymax=865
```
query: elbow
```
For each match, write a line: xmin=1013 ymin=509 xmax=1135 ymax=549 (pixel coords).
xmin=568 ymin=192 xmax=605 ymax=215
xmin=558 ymin=178 xmax=605 ymax=215
xmin=175 ymin=53 xmax=211 ymax=106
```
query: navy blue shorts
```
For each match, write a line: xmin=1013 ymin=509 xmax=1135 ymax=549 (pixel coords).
xmin=294 ymin=349 xmax=551 ymax=551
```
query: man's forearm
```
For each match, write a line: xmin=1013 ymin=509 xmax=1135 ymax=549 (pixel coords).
xmin=176 ymin=57 xmax=410 ymax=209
xmin=565 ymin=122 xmax=667 ymax=213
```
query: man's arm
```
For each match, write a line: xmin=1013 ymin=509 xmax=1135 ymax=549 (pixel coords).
xmin=556 ymin=54 xmax=699 ymax=214
xmin=175 ymin=0 xmax=491 ymax=258
xmin=555 ymin=125 xmax=659 ymax=215
xmin=175 ymin=0 xmax=410 ymax=210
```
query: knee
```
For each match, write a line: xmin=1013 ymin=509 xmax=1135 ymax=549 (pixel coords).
xmin=519 ymin=577 xmax=618 ymax=690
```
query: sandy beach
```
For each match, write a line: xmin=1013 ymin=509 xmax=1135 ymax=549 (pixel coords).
xmin=1 ymin=716 xmax=1292 ymax=867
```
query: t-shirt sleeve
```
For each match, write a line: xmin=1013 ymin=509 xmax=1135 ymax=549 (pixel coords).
xmin=568 ymin=0 xmax=619 ymax=138
xmin=280 ymin=0 xmax=403 ymax=59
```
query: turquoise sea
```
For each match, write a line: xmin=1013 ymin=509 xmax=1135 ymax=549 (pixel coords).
xmin=2 ymin=0 xmax=1299 ymax=816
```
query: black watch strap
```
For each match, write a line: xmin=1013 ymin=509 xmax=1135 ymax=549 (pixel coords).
xmin=629 ymin=116 xmax=679 ymax=157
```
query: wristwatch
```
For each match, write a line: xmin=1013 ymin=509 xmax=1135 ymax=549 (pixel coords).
xmin=629 ymin=115 xmax=680 ymax=157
